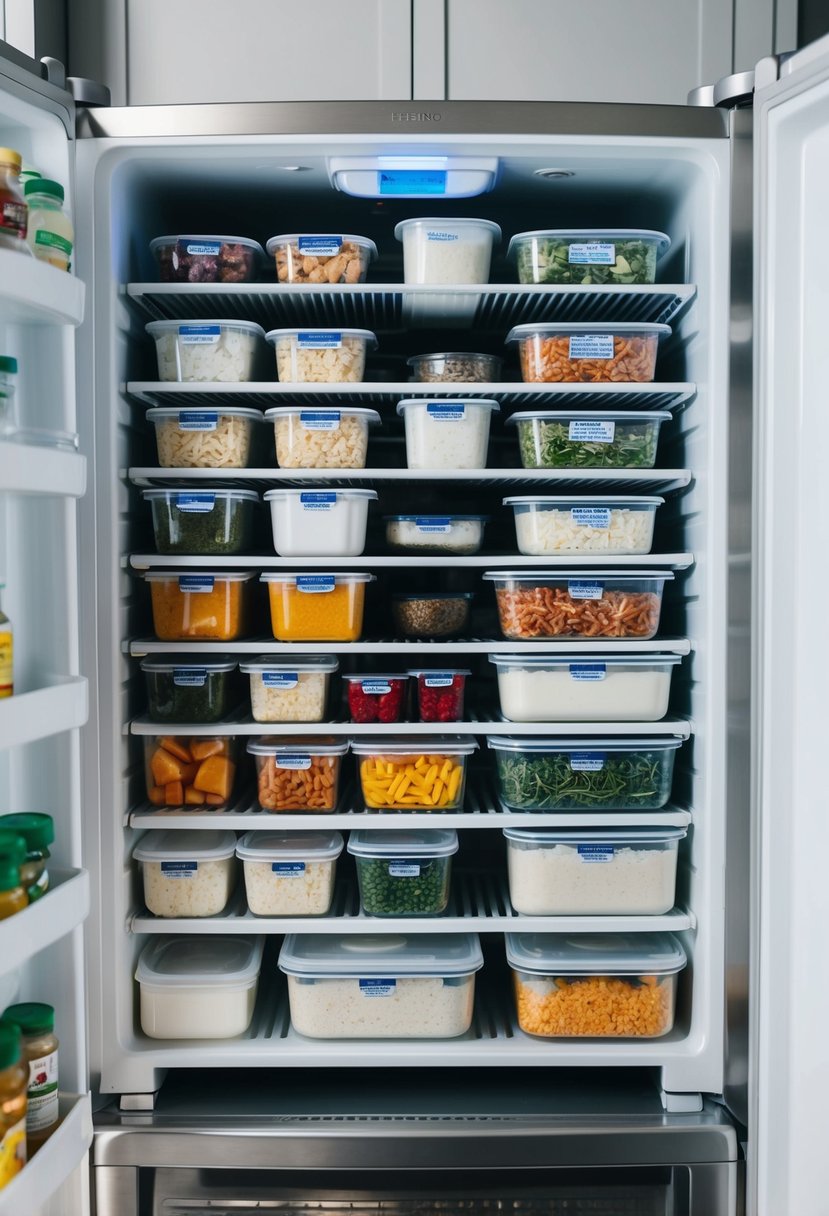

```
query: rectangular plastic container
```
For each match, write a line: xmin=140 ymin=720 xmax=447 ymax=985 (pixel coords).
xmin=353 ymin=737 xmax=477 ymax=811
xmin=264 ymin=488 xmax=377 ymax=557
xmin=487 ymin=735 xmax=682 ymax=812
xmin=506 ymin=931 xmax=686 ymax=1038
xmin=384 ymin=514 xmax=488 ymax=555
xmin=133 ymin=829 xmax=237 ymax=917
xmin=394 ymin=217 xmax=501 ymax=285
xmin=407 ymin=351 xmax=502 ymax=383
xmin=408 ymin=669 xmax=470 ymax=723
xmin=146 ymin=320 xmax=267 ymax=383
xmin=503 ymin=826 xmax=686 ymax=915
xmin=488 ymin=653 xmax=681 ymax=722
xmin=506 ymin=322 xmax=670 ymax=384
xmin=483 ymin=570 xmax=673 ymax=640
xmin=392 ymin=592 xmax=473 ymax=639
xmin=267 ymin=328 xmax=377 ymax=383
xmin=247 ymin=736 xmax=349 ymax=812
xmin=266 ymin=233 xmax=376 ymax=283
xmin=135 ymin=935 xmax=263 ymax=1039
xmin=150 ymin=235 xmax=264 ymax=283
xmin=262 ymin=572 xmax=373 ymax=642
xmin=236 ymin=829 xmax=343 ymax=916
xmin=266 ymin=406 xmax=380 ymax=470
xmin=143 ymin=735 xmax=238 ymax=809
xmin=504 ymin=495 xmax=663 ymax=556
xmin=146 ymin=571 xmax=256 ymax=641
xmin=507 ymin=229 xmax=670 ymax=286
xmin=348 ymin=828 xmax=458 ymax=917
xmin=278 ymin=932 xmax=483 ymax=1038
xmin=146 ymin=406 xmax=262 ymax=469
xmin=240 ymin=655 xmax=338 ymax=724
xmin=140 ymin=657 xmax=237 ymax=723
xmin=343 ymin=674 xmax=409 ymax=724
xmin=143 ymin=487 xmax=258 ymax=555
xmin=508 ymin=410 xmax=670 ymax=470
xmin=396 ymin=398 xmax=499 ymax=470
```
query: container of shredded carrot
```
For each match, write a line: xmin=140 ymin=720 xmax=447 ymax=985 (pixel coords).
xmin=261 ymin=572 xmax=374 ymax=642
xmin=482 ymin=570 xmax=674 ymax=640
xmin=247 ymin=736 xmax=349 ymax=811
xmin=505 ymin=932 xmax=687 ymax=1039
xmin=506 ymin=322 xmax=670 ymax=384
xmin=146 ymin=571 xmax=256 ymax=641
xmin=351 ymin=736 xmax=478 ymax=811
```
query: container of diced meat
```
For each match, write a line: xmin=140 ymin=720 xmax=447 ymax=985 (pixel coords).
xmin=150 ymin=235 xmax=263 ymax=283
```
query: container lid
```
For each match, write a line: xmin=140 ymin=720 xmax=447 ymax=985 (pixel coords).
xmin=347 ymin=828 xmax=458 ymax=859
xmin=24 ymin=177 xmax=63 ymax=201
xmin=0 ymin=357 xmax=18 ymax=375
xmin=396 ymin=398 xmax=500 ymax=414
xmin=350 ymin=736 xmax=478 ymax=756
xmin=132 ymin=828 xmax=237 ymax=863
xmin=506 ymin=229 xmax=671 ymax=257
xmin=486 ymin=734 xmax=683 ymax=753
xmin=246 ymin=736 xmax=349 ymax=757
xmin=488 ymin=653 xmax=682 ymax=669
xmin=146 ymin=406 xmax=265 ymax=423
xmin=394 ymin=217 xmax=502 ymax=241
xmin=259 ymin=572 xmax=375 ymax=585
xmin=0 ymin=1022 xmax=21 ymax=1070
xmin=149 ymin=235 xmax=265 ymax=256
xmin=278 ymin=932 xmax=483 ymax=978
xmin=239 ymin=655 xmax=339 ymax=675
xmin=140 ymin=657 xmax=238 ymax=674
xmin=392 ymin=591 xmax=473 ymax=602
xmin=0 ymin=814 xmax=54 ymax=851
xmin=144 ymin=570 xmax=258 ymax=583
xmin=505 ymin=931 xmax=687 ymax=976
xmin=264 ymin=406 xmax=381 ymax=424
xmin=236 ymin=829 xmax=344 ymax=862
xmin=2 ymin=1002 xmax=55 ymax=1037
xmin=341 ymin=672 xmax=410 ymax=683
xmin=264 ymin=328 xmax=378 ymax=350
xmin=503 ymin=495 xmax=664 ymax=508
xmin=265 ymin=233 xmax=377 ymax=258
xmin=263 ymin=488 xmax=378 ymax=504
xmin=145 ymin=320 xmax=267 ymax=339
xmin=142 ymin=488 xmax=260 ymax=505
xmin=384 ymin=514 xmax=489 ymax=524
xmin=482 ymin=569 xmax=674 ymax=583
xmin=406 ymin=352 xmax=502 ymax=366
xmin=135 ymin=935 xmax=264 ymax=989
xmin=406 ymin=668 xmax=471 ymax=677
xmin=505 ymin=322 xmax=671 ymax=343
xmin=502 ymin=826 xmax=687 ymax=845
xmin=505 ymin=410 xmax=671 ymax=425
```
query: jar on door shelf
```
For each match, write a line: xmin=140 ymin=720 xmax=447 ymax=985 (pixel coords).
xmin=144 ymin=736 xmax=238 ymax=809
xmin=262 ymin=573 xmax=373 ymax=642
xmin=0 ymin=585 xmax=12 ymax=698
xmin=133 ymin=829 xmax=237 ymax=916
xmin=352 ymin=737 xmax=476 ymax=811
xmin=0 ymin=814 xmax=53 ymax=901
xmin=240 ymin=656 xmax=338 ymax=723
xmin=0 ymin=149 xmax=28 ymax=254
xmin=247 ymin=737 xmax=348 ymax=812
xmin=1 ymin=1003 xmax=58 ymax=1153
xmin=146 ymin=571 xmax=256 ymax=641
xmin=24 ymin=179 xmax=73 ymax=271
xmin=0 ymin=833 xmax=27 ymax=920
xmin=0 ymin=357 xmax=17 ymax=435
xmin=0 ymin=1022 xmax=27 ymax=1186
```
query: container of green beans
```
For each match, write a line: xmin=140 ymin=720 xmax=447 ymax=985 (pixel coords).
xmin=347 ymin=829 xmax=458 ymax=917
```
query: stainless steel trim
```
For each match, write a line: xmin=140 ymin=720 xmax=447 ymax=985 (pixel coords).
xmin=712 ymin=71 xmax=756 ymax=108
xmin=687 ymin=84 xmax=717 ymax=106
xmin=92 ymin=1166 xmax=139 ymax=1216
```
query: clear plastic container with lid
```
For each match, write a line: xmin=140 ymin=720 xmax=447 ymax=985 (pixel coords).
xmin=147 ymin=406 xmax=263 ymax=469
xmin=146 ymin=320 xmax=267 ymax=383
xmin=504 ymin=495 xmax=663 ymax=556
xmin=236 ymin=829 xmax=344 ymax=916
xmin=150 ymin=235 xmax=264 ymax=283
xmin=396 ymin=398 xmax=500 ymax=469
xmin=394 ymin=217 xmax=501 ymax=285
xmin=143 ymin=735 xmax=238 ymax=809
xmin=484 ymin=570 xmax=673 ymax=640
xmin=508 ymin=229 xmax=670 ymax=286
xmin=0 ymin=148 xmax=28 ymax=253
xmin=352 ymin=736 xmax=477 ymax=811
xmin=266 ymin=405 xmax=380 ymax=470
xmin=247 ymin=736 xmax=349 ymax=812
xmin=0 ymin=1020 xmax=27 ymax=1187
xmin=408 ymin=669 xmax=470 ymax=723
xmin=240 ymin=655 xmax=338 ymax=723
xmin=488 ymin=653 xmax=682 ymax=722
xmin=266 ymin=234 xmax=377 ymax=283
xmin=506 ymin=322 xmax=670 ymax=384
xmin=262 ymin=572 xmax=373 ymax=642
xmin=348 ymin=828 xmax=458 ymax=917
xmin=146 ymin=570 xmax=256 ymax=641
xmin=384 ymin=514 xmax=489 ymax=556
xmin=392 ymin=591 xmax=473 ymax=639
xmin=0 ymin=357 xmax=17 ymax=434
xmin=264 ymin=488 xmax=377 ymax=557
xmin=24 ymin=178 xmax=73 ymax=271
xmin=267 ymin=328 xmax=377 ymax=383
xmin=1 ymin=1001 xmax=58 ymax=1152
xmin=135 ymin=935 xmax=263 ymax=1039
xmin=343 ymin=674 xmax=409 ymax=724
xmin=143 ymin=487 xmax=258 ymax=555
xmin=0 ymin=814 xmax=53 ymax=901
xmin=278 ymin=932 xmax=483 ymax=1038
xmin=506 ymin=931 xmax=687 ymax=1038
xmin=407 ymin=351 xmax=502 ymax=383
xmin=140 ymin=657 xmax=236 ymax=723
xmin=133 ymin=829 xmax=237 ymax=917
xmin=508 ymin=410 xmax=670 ymax=470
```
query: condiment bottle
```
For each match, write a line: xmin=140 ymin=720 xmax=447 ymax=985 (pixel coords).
xmin=0 ymin=587 xmax=11 ymax=698
xmin=0 ymin=358 xmax=16 ymax=436
xmin=0 ymin=150 xmax=28 ymax=253
xmin=2 ymin=1004 xmax=58 ymax=1153
xmin=0 ymin=816 xmax=53 ymax=901
xmin=0 ymin=1021 xmax=27 ymax=1187
xmin=23 ymin=179 xmax=73 ymax=271
xmin=0 ymin=842 xmax=27 ymax=920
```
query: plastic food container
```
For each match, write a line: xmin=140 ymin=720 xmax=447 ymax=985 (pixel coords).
xmin=483 ymin=570 xmax=673 ymax=640
xmin=236 ymin=829 xmax=343 ymax=916
xmin=506 ymin=323 xmax=670 ymax=384
xmin=487 ymin=736 xmax=682 ymax=811
xmin=507 ymin=229 xmax=670 ymax=286
xmin=143 ymin=487 xmax=258 ymax=555
xmin=240 ymin=655 xmax=338 ymax=723
xmin=262 ymin=572 xmax=374 ymax=642
xmin=384 ymin=514 xmax=488 ymax=555
xmin=408 ymin=669 xmax=470 ymax=723
xmin=266 ymin=234 xmax=376 ymax=283
xmin=488 ymin=653 xmax=681 ymax=722
xmin=133 ymin=829 xmax=237 ymax=917
xmin=266 ymin=406 xmax=380 ymax=469
xmin=508 ymin=411 xmax=670 ymax=470
xmin=396 ymin=398 xmax=500 ymax=469
xmin=140 ymin=657 xmax=237 ymax=723
xmin=278 ymin=932 xmax=483 ymax=1038
xmin=348 ymin=829 xmax=458 ymax=917
xmin=503 ymin=826 xmax=686 ymax=916
xmin=344 ymin=674 xmax=409 ymax=724
xmin=407 ymin=351 xmax=502 ymax=383
xmin=506 ymin=932 xmax=687 ymax=1039
xmin=143 ymin=735 xmax=238 ymax=809
xmin=135 ymin=935 xmax=263 ymax=1039
xmin=150 ymin=235 xmax=264 ymax=283
xmin=394 ymin=217 xmax=501 ymax=285
xmin=266 ymin=328 xmax=377 ymax=383
xmin=0 ymin=355 xmax=16 ymax=432
xmin=146 ymin=320 xmax=266 ymax=383
xmin=146 ymin=571 xmax=256 ymax=641
xmin=146 ymin=406 xmax=262 ymax=469
xmin=353 ymin=737 xmax=477 ymax=811
xmin=504 ymin=496 xmax=663 ymax=556
xmin=264 ymin=488 xmax=377 ymax=557
xmin=392 ymin=592 xmax=473 ymax=639
xmin=247 ymin=736 xmax=349 ymax=812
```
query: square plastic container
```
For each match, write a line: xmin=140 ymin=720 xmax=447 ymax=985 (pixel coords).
xmin=506 ymin=323 xmax=670 ymax=384
xmin=140 ymin=657 xmax=237 ymax=723
xmin=396 ymin=398 xmax=500 ymax=470
xmin=507 ymin=229 xmax=670 ymax=286
xmin=504 ymin=495 xmax=663 ymax=556
xmin=508 ymin=411 xmax=670 ymax=470
xmin=240 ymin=655 xmax=338 ymax=723
xmin=503 ymin=826 xmax=686 ymax=916
xmin=143 ymin=735 xmax=238 ymax=809
xmin=384 ymin=514 xmax=489 ymax=555
xmin=278 ymin=932 xmax=483 ymax=1038
xmin=264 ymin=488 xmax=377 ymax=557
xmin=343 ymin=674 xmax=409 ymax=724
xmin=133 ymin=828 xmax=237 ymax=917
xmin=487 ymin=735 xmax=682 ymax=811
xmin=265 ymin=406 xmax=380 ymax=470
xmin=394 ymin=217 xmax=501 ymax=285
xmin=506 ymin=932 xmax=687 ymax=1038
xmin=407 ymin=351 xmax=502 ymax=383
xmin=262 ymin=572 xmax=374 ymax=642
xmin=352 ymin=737 xmax=478 ymax=811
xmin=488 ymin=653 xmax=682 ymax=722
xmin=146 ymin=320 xmax=267 ymax=383
xmin=236 ymin=829 xmax=344 ymax=916
xmin=348 ymin=828 xmax=458 ymax=917
xmin=143 ymin=487 xmax=258 ymax=555
xmin=483 ymin=570 xmax=673 ymax=640
xmin=135 ymin=935 xmax=263 ymax=1039
xmin=247 ymin=736 xmax=349 ymax=812
xmin=146 ymin=571 xmax=256 ymax=641
xmin=266 ymin=328 xmax=377 ymax=383
xmin=266 ymin=233 xmax=376 ymax=283
xmin=149 ymin=235 xmax=264 ymax=283
xmin=407 ymin=669 xmax=470 ymax=723
xmin=392 ymin=592 xmax=473 ymax=639
xmin=146 ymin=406 xmax=262 ymax=469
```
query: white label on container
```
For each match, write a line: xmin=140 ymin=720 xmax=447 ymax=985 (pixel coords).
xmin=426 ymin=230 xmax=459 ymax=242
xmin=184 ymin=241 xmax=221 ymax=256
xmin=569 ymin=335 xmax=614 ymax=359
xmin=415 ymin=517 xmax=451 ymax=533
xmin=571 ymin=507 xmax=612 ymax=529
xmin=569 ymin=663 xmax=607 ymax=682
xmin=389 ymin=861 xmax=421 ymax=877
xmin=272 ymin=862 xmax=306 ymax=876
xmin=577 ymin=845 xmax=615 ymax=862
xmin=568 ymin=242 xmax=615 ymax=265
xmin=298 ymin=236 xmax=342 ymax=256
xmin=276 ymin=755 xmax=312 ymax=770
xmin=179 ymin=324 xmax=221 ymax=345
xmin=362 ymin=680 xmax=391 ymax=695
xmin=300 ymin=411 xmax=340 ymax=431
xmin=173 ymin=669 xmax=207 ymax=687
xmin=177 ymin=411 xmax=218 ymax=431
xmin=569 ymin=420 xmax=615 ymax=443
xmin=427 ymin=404 xmax=465 ymax=421
xmin=570 ymin=751 xmax=606 ymax=772
xmin=160 ymin=861 xmax=198 ymax=877
xmin=262 ymin=673 xmax=298 ymax=688
xmin=178 ymin=575 xmax=214 ymax=593
xmin=26 ymin=1049 xmax=59 ymax=1132
xmin=300 ymin=492 xmax=337 ymax=511
xmin=174 ymin=492 xmax=216 ymax=513
xmin=296 ymin=575 xmax=335 ymax=594
xmin=359 ymin=979 xmax=396 ymax=996
xmin=424 ymin=674 xmax=454 ymax=688
xmin=297 ymin=331 xmax=342 ymax=349
xmin=567 ymin=581 xmax=605 ymax=600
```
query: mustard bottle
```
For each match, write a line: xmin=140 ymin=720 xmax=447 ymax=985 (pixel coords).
xmin=0 ymin=1021 xmax=27 ymax=1187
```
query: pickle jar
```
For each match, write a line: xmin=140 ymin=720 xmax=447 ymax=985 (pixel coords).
xmin=0 ymin=815 xmax=53 ymax=902
xmin=0 ymin=833 xmax=27 ymax=920
xmin=2 ymin=1003 xmax=58 ymax=1152
xmin=0 ymin=1021 xmax=26 ymax=1187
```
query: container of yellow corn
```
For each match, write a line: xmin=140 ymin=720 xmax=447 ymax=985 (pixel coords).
xmin=351 ymin=737 xmax=478 ymax=811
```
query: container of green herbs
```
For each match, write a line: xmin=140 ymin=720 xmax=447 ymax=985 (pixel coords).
xmin=508 ymin=410 xmax=669 ymax=470
xmin=507 ymin=229 xmax=670 ymax=286
xmin=143 ymin=487 xmax=258 ymax=555
xmin=487 ymin=736 xmax=681 ymax=811
xmin=347 ymin=828 xmax=458 ymax=916
xmin=141 ymin=657 xmax=237 ymax=723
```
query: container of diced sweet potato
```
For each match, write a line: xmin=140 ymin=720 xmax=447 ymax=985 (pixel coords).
xmin=144 ymin=735 xmax=238 ymax=809
xmin=247 ymin=737 xmax=349 ymax=812
xmin=506 ymin=323 xmax=670 ymax=383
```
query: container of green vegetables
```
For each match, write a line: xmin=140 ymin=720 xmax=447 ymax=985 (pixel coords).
xmin=347 ymin=828 xmax=458 ymax=917
xmin=143 ymin=487 xmax=259 ymax=555
xmin=507 ymin=229 xmax=670 ymax=286
xmin=507 ymin=410 xmax=670 ymax=470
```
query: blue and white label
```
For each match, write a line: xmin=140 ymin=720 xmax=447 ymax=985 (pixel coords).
xmin=568 ymin=242 xmax=615 ymax=265
xmin=567 ymin=580 xmax=605 ymax=600
xmin=262 ymin=673 xmax=298 ymax=689
xmin=177 ymin=411 xmax=218 ymax=432
xmin=300 ymin=411 xmax=340 ymax=431
xmin=362 ymin=680 xmax=391 ymax=696
xmin=183 ymin=241 xmax=221 ymax=257
xmin=178 ymin=324 xmax=221 ymax=345
xmin=178 ymin=575 xmax=214 ymax=594
xmin=160 ymin=861 xmax=197 ymax=877
xmin=426 ymin=229 xmax=458 ymax=242
xmin=300 ymin=492 xmax=337 ymax=511
xmin=577 ymin=845 xmax=615 ymax=862
xmin=378 ymin=170 xmax=447 ymax=196
xmin=389 ymin=861 xmax=421 ymax=877
xmin=415 ymin=517 xmax=451 ymax=534
xmin=174 ymin=492 xmax=215 ymax=513
xmin=571 ymin=507 xmax=612 ymax=529
xmin=297 ymin=332 xmax=342 ymax=349
xmin=173 ymin=669 xmax=207 ymax=687
xmin=569 ymin=335 xmax=615 ymax=360
xmin=570 ymin=751 xmax=607 ymax=772
xmin=296 ymin=575 xmax=335 ymax=594
xmin=569 ymin=420 xmax=615 ymax=443
xmin=424 ymin=674 xmax=454 ymax=688
xmin=272 ymin=862 xmax=306 ymax=876
xmin=359 ymin=978 xmax=396 ymax=996
xmin=298 ymin=236 xmax=342 ymax=256
xmin=569 ymin=663 xmax=607 ymax=682
xmin=427 ymin=404 xmax=465 ymax=421
xmin=275 ymin=755 xmax=312 ymax=770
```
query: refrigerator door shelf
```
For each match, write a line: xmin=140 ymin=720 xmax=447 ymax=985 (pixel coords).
xmin=1 ymin=1092 xmax=92 ymax=1212
xmin=0 ymin=867 xmax=89 ymax=975
xmin=0 ymin=247 xmax=85 ymax=326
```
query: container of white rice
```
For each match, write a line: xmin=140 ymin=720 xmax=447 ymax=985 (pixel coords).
xmin=133 ymin=828 xmax=237 ymax=918
xmin=504 ymin=495 xmax=663 ymax=556
xmin=146 ymin=319 xmax=266 ymax=382
xmin=236 ymin=829 xmax=343 ymax=916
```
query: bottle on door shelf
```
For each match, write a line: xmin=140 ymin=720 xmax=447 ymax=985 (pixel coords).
xmin=0 ymin=150 xmax=28 ymax=254
xmin=0 ymin=1022 xmax=27 ymax=1187
xmin=0 ymin=358 xmax=16 ymax=436
xmin=2 ymin=1004 xmax=58 ymax=1154
xmin=24 ymin=179 xmax=73 ymax=271
xmin=0 ymin=586 xmax=12 ymax=698
xmin=0 ymin=833 xmax=27 ymax=920
xmin=0 ymin=815 xmax=53 ymax=901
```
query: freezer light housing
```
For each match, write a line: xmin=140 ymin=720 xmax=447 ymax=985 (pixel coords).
xmin=328 ymin=156 xmax=499 ymax=198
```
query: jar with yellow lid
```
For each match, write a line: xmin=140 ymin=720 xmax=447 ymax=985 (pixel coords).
xmin=2 ymin=1003 xmax=58 ymax=1154
xmin=0 ymin=149 xmax=28 ymax=253
xmin=0 ymin=1021 xmax=27 ymax=1187
xmin=24 ymin=179 xmax=73 ymax=271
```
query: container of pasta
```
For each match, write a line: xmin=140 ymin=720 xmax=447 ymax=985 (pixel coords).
xmin=506 ymin=323 xmax=670 ymax=384
xmin=265 ymin=406 xmax=380 ymax=469
xmin=236 ymin=829 xmax=344 ymax=916
xmin=266 ymin=234 xmax=376 ymax=283
xmin=483 ymin=570 xmax=673 ymax=640
xmin=240 ymin=655 xmax=338 ymax=723
xmin=146 ymin=320 xmax=267 ymax=382
xmin=136 ymin=935 xmax=263 ymax=1039
xmin=143 ymin=735 xmax=238 ymax=809
xmin=266 ymin=328 xmax=377 ymax=383
xmin=505 ymin=931 xmax=687 ymax=1038
xmin=507 ymin=230 xmax=670 ymax=286
xmin=261 ymin=572 xmax=374 ymax=642
xmin=146 ymin=571 xmax=256 ymax=641
xmin=133 ymin=829 xmax=237 ymax=917
xmin=352 ymin=736 xmax=477 ymax=811
xmin=146 ymin=406 xmax=262 ymax=469
xmin=247 ymin=736 xmax=348 ymax=812
xmin=143 ymin=487 xmax=259 ymax=554
xmin=348 ymin=828 xmax=458 ymax=917
xmin=488 ymin=653 xmax=681 ymax=722
xmin=264 ymin=488 xmax=377 ymax=557
xmin=504 ymin=496 xmax=663 ymax=556
xmin=507 ymin=411 xmax=670 ymax=470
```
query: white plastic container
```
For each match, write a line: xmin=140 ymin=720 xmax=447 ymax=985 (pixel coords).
xmin=278 ymin=932 xmax=483 ymax=1038
xmin=146 ymin=406 xmax=262 ymax=469
xmin=396 ymin=398 xmax=499 ymax=469
xmin=504 ymin=495 xmax=663 ymax=556
xmin=394 ymin=217 xmax=501 ymax=284
xmin=264 ymin=488 xmax=377 ymax=557
xmin=265 ymin=406 xmax=380 ymax=469
xmin=488 ymin=653 xmax=682 ymax=722
xmin=132 ymin=829 xmax=237 ymax=918
xmin=384 ymin=514 xmax=489 ymax=555
xmin=266 ymin=328 xmax=377 ymax=383
xmin=236 ymin=829 xmax=343 ymax=916
xmin=135 ymin=935 xmax=263 ymax=1039
xmin=240 ymin=655 xmax=338 ymax=723
xmin=146 ymin=320 xmax=266 ymax=382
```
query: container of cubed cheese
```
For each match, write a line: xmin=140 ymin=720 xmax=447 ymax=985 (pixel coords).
xmin=236 ymin=830 xmax=344 ymax=916
xmin=506 ymin=322 xmax=670 ymax=384
xmin=240 ymin=655 xmax=338 ymax=723
xmin=507 ymin=229 xmax=670 ymax=286
xmin=264 ymin=488 xmax=377 ymax=557
xmin=504 ymin=496 xmax=663 ymax=556
xmin=262 ymin=572 xmax=374 ymax=642
xmin=133 ymin=829 xmax=237 ymax=918
xmin=266 ymin=328 xmax=377 ymax=383
xmin=135 ymin=935 xmax=263 ymax=1039
xmin=265 ymin=406 xmax=380 ymax=469
xmin=267 ymin=234 xmax=376 ymax=283
xmin=394 ymin=218 xmax=501 ymax=285
xmin=146 ymin=320 xmax=267 ymax=382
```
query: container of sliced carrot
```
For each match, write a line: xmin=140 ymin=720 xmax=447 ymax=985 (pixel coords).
xmin=482 ymin=570 xmax=673 ymax=640
xmin=352 ymin=737 xmax=478 ymax=811
xmin=247 ymin=736 xmax=349 ymax=812
xmin=506 ymin=323 xmax=670 ymax=383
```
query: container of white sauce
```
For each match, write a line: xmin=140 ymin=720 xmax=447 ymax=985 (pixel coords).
xmin=489 ymin=653 xmax=682 ymax=722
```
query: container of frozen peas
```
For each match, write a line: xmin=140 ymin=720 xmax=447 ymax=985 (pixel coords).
xmin=384 ymin=514 xmax=489 ymax=555
xmin=143 ymin=487 xmax=258 ymax=555
xmin=394 ymin=217 xmax=501 ymax=285
xmin=146 ymin=320 xmax=267 ymax=382
xmin=146 ymin=406 xmax=262 ymax=469
xmin=348 ymin=829 xmax=458 ymax=917
xmin=140 ymin=656 xmax=237 ymax=723
xmin=133 ymin=829 xmax=237 ymax=918
xmin=408 ymin=669 xmax=470 ymax=723
xmin=146 ymin=571 xmax=256 ymax=641
xmin=143 ymin=735 xmax=238 ymax=809
xmin=266 ymin=406 xmax=380 ymax=469
xmin=506 ymin=322 xmax=670 ymax=384
xmin=247 ymin=736 xmax=349 ymax=812
xmin=504 ymin=496 xmax=663 ymax=556
xmin=508 ymin=411 xmax=670 ymax=470
xmin=483 ymin=570 xmax=674 ymax=640
xmin=396 ymin=398 xmax=499 ymax=469
xmin=136 ymin=935 xmax=263 ymax=1039
xmin=267 ymin=233 xmax=377 ymax=283
xmin=488 ymin=653 xmax=682 ymax=722
xmin=343 ymin=674 xmax=409 ymax=724
xmin=264 ymin=488 xmax=377 ymax=557
xmin=352 ymin=737 xmax=477 ymax=811
xmin=392 ymin=592 xmax=473 ymax=639
xmin=407 ymin=351 xmax=502 ymax=383
xmin=261 ymin=572 xmax=374 ymax=642
xmin=266 ymin=328 xmax=377 ymax=383
xmin=149 ymin=235 xmax=264 ymax=283
xmin=236 ymin=830 xmax=344 ymax=916
xmin=507 ymin=229 xmax=670 ymax=286
xmin=240 ymin=655 xmax=338 ymax=723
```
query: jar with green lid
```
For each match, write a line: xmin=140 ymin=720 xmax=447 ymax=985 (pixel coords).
xmin=24 ymin=179 xmax=73 ymax=271
xmin=0 ymin=833 xmax=27 ymax=920
xmin=0 ymin=815 xmax=53 ymax=902
xmin=2 ymin=1003 xmax=58 ymax=1152
xmin=0 ymin=356 xmax=16 ymax=435
xmin=0 ymin=1021 xmax=27 ymax=1186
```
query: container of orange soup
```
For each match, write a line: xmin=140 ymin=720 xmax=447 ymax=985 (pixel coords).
xmin=261 ymin=572 xmax=373 ymax=642
xmin=146 ymin=571 xmax=256 ymax=640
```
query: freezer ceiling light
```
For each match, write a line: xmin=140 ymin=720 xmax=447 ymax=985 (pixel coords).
xmin=328 ymin=157 xmax=499 ymax=198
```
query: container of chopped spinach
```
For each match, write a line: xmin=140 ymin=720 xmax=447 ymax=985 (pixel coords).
xmin=141 ymin=657 xmax=237 ymax=722
xmin=347 ymin=828 xmax=458 ymax=916
xmin=143 ymin=488 xmax=259 ymax=555
xmin=508 ymin=229 xmax=670 ymax=286
xmin=487 ymin=735 xmax=681 ymax=811
xmin=507 ymin=410 xmax=669 ymax=470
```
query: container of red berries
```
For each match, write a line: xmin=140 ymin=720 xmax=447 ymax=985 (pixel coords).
xmin=344 ymin=674 xmax=410 ymax=724
xmin=408 ymin=669 xmax=470 ymax=723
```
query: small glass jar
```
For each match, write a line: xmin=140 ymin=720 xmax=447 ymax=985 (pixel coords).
xmin=24 ymin=179 xmax=73 ymax=271
xmin=0 ymin=357 xmax=17 ymax=436
xmin=0 ymin=1022 xmax=27 ymax=1186
xmin=2 ymin=1003 xmax=58 ymax=1153
xmin=0 ymin=815 xmax=53 ymax=902
xmin=0 ymin=149 xmax=28 ymax=253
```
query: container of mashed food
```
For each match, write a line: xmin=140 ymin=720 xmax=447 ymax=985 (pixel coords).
xmin=394 ymin=218 xmax=501 ymax=285
xmin=407 ymin=351 xmax=502 ymax=383
xmin=236 ymin=829 xmax=344 ymax=916
xmin=266 ymin=406 xmax=380 ymax=469
xmin=146 ymin=406 xmax=263 ymax=469
xmin=396 ymin=398 xmax=499 ymax=469
xmin=247 ymin=736 xmax=349 ymax=812
xmin=504 ymin=495 xmax=663 ymax=556
xmin=146 ymin=320 xmax=267 ymax=383
xmin=348 ymin=828 xmax=458 ymax=917
xmin=262 ymin=572 xmax=373 ymax=643
xmin=150 ymin=235 xmax=264 ymax=282
xmin=483 ymin=570 xmax=673 ymax=641
xmin=264 ymin=488 xmax=377 ymax=557
xmin=507 ymin=322 xmax=670 ymax=384
xmin=488 ymin=653 xmax=681 ymax=722
xmin=267 ymin=233 xmax=376 ymax=283
xmin=240 ymin=655 xmax=338 ymax=723
xmin=133 ymin=829 xmax=237 ymax=918
xmin=508 ymin=229 xmax=670 ymax=286
xmin=143 ymin=735 xmax=238 ymax=809
xmin=266 ymin=328 xmax=377 ymax=383
xmin=279 ymin=932 xmax=483 ymax=1038
xmin=146 ymin=571 xmax=256 ymax=641
xmin=384 ymin=514 xmax=488 ymax=555
xmin=140 ymin=657 xmax=237 ymax=723
xmin=135 ymin=935 xmax=263 ymax=1039
xmin=143 ymin=487 xmax=258 ymax=555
